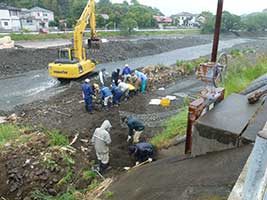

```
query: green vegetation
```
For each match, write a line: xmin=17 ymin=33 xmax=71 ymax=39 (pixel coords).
xmin=0 ymin=124 xmax=20 ymax=147
xmin=82 ymin=170 xmax=97 ymax=180
xmin=7 ymin=29 xmax=199 ymax=41
xmin=223 ymin=55 xmax=267 ymax=96
xmin=200 ymin=10 xmax=267 ymax=33
xmin=150 ymin=107 xmax=188 ymax=149
xmin=57 ymin=167 xmax=73 ymax=186
xmin=3 ymin=0 xmax=161 ymax=29
xmin=46 ymin=129 xmax=69 ymax=147
xmin=176 ymin=57 xmax=209 ymax=74
xmin=104 ymin=191 xmax=114 ymax=199
xmin=33 ymin=189 xmax=79 ymax=200
xmin=42 ymin=152 xmax=58 ymax=170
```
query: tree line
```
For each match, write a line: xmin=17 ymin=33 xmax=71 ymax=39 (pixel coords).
xmin=2 ymin=0 xmax=162 ymax=31
xmin=200 ymin=10 xmax=267 ymax=33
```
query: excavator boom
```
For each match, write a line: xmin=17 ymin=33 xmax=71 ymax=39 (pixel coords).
xmin=48 ymin=0 xmax=98 ymax=80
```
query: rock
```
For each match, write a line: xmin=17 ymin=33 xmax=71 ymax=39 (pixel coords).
xmin=47 ymin=188 xmax=57 ymax=196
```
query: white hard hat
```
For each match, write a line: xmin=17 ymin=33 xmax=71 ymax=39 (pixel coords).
xmin=125 ymin=64 xmax=129 ymax=67
xmin=85 ymin=78 xmax=90 ymax=83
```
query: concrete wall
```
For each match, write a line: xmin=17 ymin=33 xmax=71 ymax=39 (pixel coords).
xmin=228 ymin=122 xmax=267 ymax=200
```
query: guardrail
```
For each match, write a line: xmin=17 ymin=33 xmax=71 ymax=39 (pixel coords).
xmin=228 ymin=121 xmax=267 ymax=200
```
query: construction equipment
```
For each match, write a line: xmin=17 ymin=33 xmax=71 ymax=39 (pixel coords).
xmin=48 ymin=0 xmax=100 ymax=80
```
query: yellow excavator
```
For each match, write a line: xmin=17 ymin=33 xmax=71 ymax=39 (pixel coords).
xmin=48 ymin=0 xmax=100 ymax=80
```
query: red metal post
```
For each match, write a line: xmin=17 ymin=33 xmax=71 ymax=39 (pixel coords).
xmin=211 ymin=0 xmax=224 ymax=62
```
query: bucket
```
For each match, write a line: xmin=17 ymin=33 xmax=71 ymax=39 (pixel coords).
xmin=160 ymin=98 xmax=170 ymax=107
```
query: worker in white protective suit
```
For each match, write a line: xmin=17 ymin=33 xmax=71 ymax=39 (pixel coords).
xmin=91 ymin=120 xmax=112 ymax=173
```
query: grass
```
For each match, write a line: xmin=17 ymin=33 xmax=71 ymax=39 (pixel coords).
xmin=223 ymin=55 xmax=267 ymax=96
xmin=150 ymin=107 xmax=188 ymax=149
xmin=104 ymin=191 xmax=114 ymax=199
xmin=0 ymin=124 xmax=21 ymax=147
xmin=82 ymin=170 xmax=97 ymax=180
xmin=176 ymin=57 xmax=209 ymax=74
xmin=57 ymin=167 xmax=73 ymax=186
xmin=7 ymin=29 xmax=200 ymax=41
xmin=46 ymin=129 xmax=69 ymax=147
xmin=33 ymin=190 xmax=78 ymax=200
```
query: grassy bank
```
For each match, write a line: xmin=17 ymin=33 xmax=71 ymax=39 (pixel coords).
xmin=7 ymin=29 xmax=200 ymax=41
xmin=223 ymin=54 xmax=267 ymax=96
xmin=0 ymin=124 xmax=21 ymax=147
xmin=150 ymin=107 xmax=188 ymax=149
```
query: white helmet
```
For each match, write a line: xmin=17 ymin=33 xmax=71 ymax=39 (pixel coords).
xmin=85 ymin=78 xmax=90 ymax=83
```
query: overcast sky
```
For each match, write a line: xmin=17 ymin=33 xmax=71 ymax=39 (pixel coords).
xmin=109 ymin=0 xmax=267 ymax=16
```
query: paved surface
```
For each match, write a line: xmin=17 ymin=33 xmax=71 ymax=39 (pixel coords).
xmin=242 ymin=101 xmax=267 ymax=142
xmin=198 ymin=93 xmax=261 ymax=135
xmin=109 ymin=145 xmax=252 ymax=200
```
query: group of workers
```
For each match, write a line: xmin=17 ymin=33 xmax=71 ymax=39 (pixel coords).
xmin=82 ymin=64 xmax=153 ymax=173
xmin=91 ymin=117 xmax=155 ymax=173
xmin=81 ymin=64 xmax=148 ymax=114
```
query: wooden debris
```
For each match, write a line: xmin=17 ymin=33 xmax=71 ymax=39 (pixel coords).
xmin=69 ymin=133 xmax=79 ymax=146
xmin=85 ymin=178 xmax=113 ymax=200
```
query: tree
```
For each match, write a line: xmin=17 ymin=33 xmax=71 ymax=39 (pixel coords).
xmin=98 ymin=0 xmax=111 ymax=8
xmin=48 ymin=20 xmax=58 ymax=27
xmin=120 ymin=16 xmax=137 ymax=34
xmin=243 ymin=13 xmax=267 ymax=31
xmin=199 ymin=11 xmax=215 ymax=33
xmin=131 ymin=0 xmax=139 ymax=5
xmin=221 ymin=11 xmax=241 ymax=32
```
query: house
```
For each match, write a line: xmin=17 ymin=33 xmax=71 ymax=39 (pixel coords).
xmin=171 ymin=12 xmax=199 ymax=28
xmin=0 ymin=3 xmax=21 ymax=32
xmin=0 ymin=4 xmax=54 ymax=32
xmin=153 ymin=15 xmax=173 ymax=29
xmin=20 ymin=6 xmax=54 ymax=31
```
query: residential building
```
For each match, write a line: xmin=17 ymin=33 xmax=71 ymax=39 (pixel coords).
xmin=21 ymin=6 xmax=55 ymax=31
xmin=0 ymin=4 xmax=21 ymax=32
xmin=153 ymin=15 xmax=173 ymax=29
xmin=171 ymin=12 xmax=200 ymax=28
xmin=28 ymin=7 xmax=54 ymax=28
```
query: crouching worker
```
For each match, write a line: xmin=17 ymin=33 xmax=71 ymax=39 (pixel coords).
xmin=123 ymin=116 xmax=145 ymax=143
xmin=128 ymin=142 xmax=154 ymax=165
xmin=111 ymin=83 xmax=123 ymax=106
xmin=100 ymin=86 xmax=113 ymax=110
xmin=91 ymin=120 xmax=112 ymax=173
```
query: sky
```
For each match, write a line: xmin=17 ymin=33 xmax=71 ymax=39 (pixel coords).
xmin=109 ymin=0 xmax=267 ymax=16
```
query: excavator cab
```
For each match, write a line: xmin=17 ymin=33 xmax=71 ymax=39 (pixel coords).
xmin=54 ymin=48 xmax=78 ymax=64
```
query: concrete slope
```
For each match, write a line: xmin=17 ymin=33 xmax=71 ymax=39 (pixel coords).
xmin=109 ymin=145 xmax=252 ymax=200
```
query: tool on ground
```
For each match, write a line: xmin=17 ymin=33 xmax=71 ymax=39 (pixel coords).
xmin=185 ymin=87 xmax=225 ymax=154
xmin=48 ymin=0 xmax=101 ymax=80
xmin=123 ymin=158 xmax=153 ymax=171
xmin=247 ymin=85 xmax=267 ymax=104
xmin=91 ymin=165 xmax=105 ymax=180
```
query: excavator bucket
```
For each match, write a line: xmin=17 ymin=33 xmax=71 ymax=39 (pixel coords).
xmin=88 ymin=38 xmax=101 ymax=49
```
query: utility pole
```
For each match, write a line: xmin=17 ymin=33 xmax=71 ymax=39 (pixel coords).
xmin=211 ymin=0 xmax=224 ymax=62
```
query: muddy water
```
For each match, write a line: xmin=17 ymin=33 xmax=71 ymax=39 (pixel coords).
xmin=0 ymin=70 xmax=67 ymax=111
xmin=98 ymin=38 xmax=252 ymax=72
xmin=0 ymin=38 xmax=252 ymax=111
